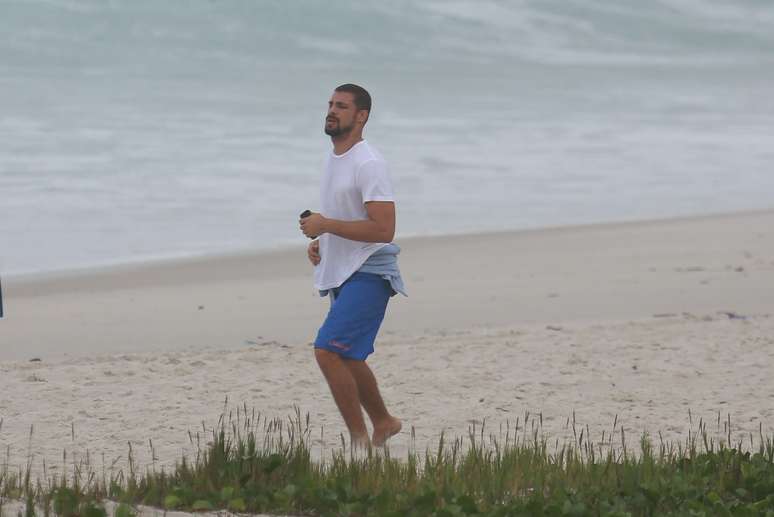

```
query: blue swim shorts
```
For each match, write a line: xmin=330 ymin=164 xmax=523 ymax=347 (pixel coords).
xmin=314 ymin=272 xmax=392 ymax=361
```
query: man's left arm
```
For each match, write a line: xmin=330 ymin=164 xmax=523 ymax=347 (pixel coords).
xmin=300 ymin=202 xmax=395 ymax=243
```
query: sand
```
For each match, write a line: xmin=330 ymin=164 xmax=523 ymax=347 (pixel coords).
xmin=1 ymin=209 xmax=773 ymax=503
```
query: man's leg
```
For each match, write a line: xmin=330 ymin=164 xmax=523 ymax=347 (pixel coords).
xmin=343 ymin=359 xmax=402 ymax=446
xmin=314 ymin=348 xmax=370 ymax=446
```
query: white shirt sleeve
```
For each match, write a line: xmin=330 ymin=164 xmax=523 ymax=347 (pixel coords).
xmin=356 ymin=159 xmax=395 ymax=203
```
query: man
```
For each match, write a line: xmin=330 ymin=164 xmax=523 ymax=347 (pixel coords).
xmin=300 ymin=84 xmax=406 ymax=448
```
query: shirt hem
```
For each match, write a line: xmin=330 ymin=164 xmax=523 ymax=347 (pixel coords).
xmin=313 ymin=243 xmax=389 ymax=291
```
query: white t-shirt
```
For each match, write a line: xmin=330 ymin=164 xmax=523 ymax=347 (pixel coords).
xmin=313 ymin=140 xmax=395 ymax=291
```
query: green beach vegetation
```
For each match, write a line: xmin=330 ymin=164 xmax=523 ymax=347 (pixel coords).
xmin=1 ymin=406 xmax=773 ymax=516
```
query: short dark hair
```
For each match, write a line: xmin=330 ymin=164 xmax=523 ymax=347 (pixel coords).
xmin=335 ymin=83 xmax=372 ymax=113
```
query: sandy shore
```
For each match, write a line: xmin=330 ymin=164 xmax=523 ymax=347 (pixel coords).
xmin=1 ymin=209 xmax=773 ymax=488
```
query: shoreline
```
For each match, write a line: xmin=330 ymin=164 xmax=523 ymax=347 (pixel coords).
xmin=6 ymin=206 xmax=773 ymax=284
xmin=2 ymin=207 xmax=773 ymax=361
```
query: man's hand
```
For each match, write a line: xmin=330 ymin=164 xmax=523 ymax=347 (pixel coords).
xmin=300 ymin=212 xmax=327 ymax=239
xmin=307 ymin=239 xmax=320 ymax=266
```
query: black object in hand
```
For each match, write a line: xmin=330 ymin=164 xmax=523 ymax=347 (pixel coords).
xmin=300 ymin=210 xmax=316 ymax=239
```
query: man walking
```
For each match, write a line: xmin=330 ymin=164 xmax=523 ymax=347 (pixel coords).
xmin=300 ymin=84 xmax=406 ymax=448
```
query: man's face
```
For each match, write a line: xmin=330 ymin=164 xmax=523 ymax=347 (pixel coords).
xmin=324 ymin=91 xmax=360 ymax=137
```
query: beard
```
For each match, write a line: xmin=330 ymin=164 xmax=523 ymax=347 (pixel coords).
xmin=324 ymin=117 xmax=354 ymax=137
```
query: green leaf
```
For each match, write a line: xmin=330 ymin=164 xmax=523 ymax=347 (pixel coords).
xmin=53 ymin=488 xmax=78 ymax=516
xmin=438 ymin=503 xmax=464 ymax=516
xmin=192 ymin=500 xmax=214 ymax=511
xmin=455 ymin=494 xmax=478 ymax=514
xmin=220 ymin=486 xmax=235 ymax=502
xmin=413 ymin=489 xmax=436 ymax=511
xmin=370 ymin=490 xmax=391 ymax=512
xmin=562 ymin=499 xmax=587 ymax=516
xmin=707 ymin=491 xmax=722 ymax=505
xmin=163 ymin=495 xmax=181 ymax=510
xmin=339 ymin=501 xmax=365 ymax=514
xmin=229 ymin=498 xmax=247 ymax=512
xmin=114 ymin=503 xmax=136 ymax=517
xmin=80 ymin=501 xmax=108 ymax=517
xmin=284 ymin=483 xmax=298 ymax=498
xmin=263 ymin=453 xmax=285 ymax=474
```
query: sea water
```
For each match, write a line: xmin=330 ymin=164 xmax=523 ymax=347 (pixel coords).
xmin=2 ymin=0 xmax=773 ymax=274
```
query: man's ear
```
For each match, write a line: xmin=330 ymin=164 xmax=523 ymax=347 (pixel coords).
xmin=357 ymin=110 xmax=369 ymax=125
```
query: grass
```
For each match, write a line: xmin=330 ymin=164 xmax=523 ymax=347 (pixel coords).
xmin=1 ymin=405 xmax=774 ymax=516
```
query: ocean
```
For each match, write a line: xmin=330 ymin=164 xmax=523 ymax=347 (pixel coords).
xmin=2 ymin=0 xmax=774 ymax=275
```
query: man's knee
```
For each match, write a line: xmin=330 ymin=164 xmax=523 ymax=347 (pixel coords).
xmin=315 ymin=347 xmax=340 ymax=366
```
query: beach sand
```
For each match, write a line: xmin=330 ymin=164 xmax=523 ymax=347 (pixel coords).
xmin=1 ymin=210 xmax=773 ymax=499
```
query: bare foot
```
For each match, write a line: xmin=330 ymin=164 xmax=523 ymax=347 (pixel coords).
xmin=373 ymin=417 xmax=402 ymax=446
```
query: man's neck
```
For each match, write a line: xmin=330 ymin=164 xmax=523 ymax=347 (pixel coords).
xmin=331 ymin=134 xmax=364 ymax=156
